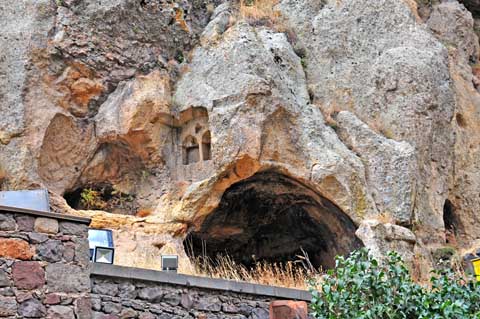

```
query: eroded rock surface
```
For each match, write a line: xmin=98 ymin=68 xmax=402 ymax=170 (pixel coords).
xmin=1 ymin=0 xmax=480 ymax=274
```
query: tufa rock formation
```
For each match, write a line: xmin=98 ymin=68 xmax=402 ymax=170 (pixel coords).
xmin=1 ymin=0 xmax=480 ymax=275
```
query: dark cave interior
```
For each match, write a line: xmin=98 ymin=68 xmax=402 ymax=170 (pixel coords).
xmin=185 ymin=171 xmax=363 ymax=270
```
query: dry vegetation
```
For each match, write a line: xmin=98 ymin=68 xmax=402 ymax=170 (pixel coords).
xmin=238 ymin=0 xmax=285 ymax=31
xmin=182 ymin=243 xmax=321 ymax=290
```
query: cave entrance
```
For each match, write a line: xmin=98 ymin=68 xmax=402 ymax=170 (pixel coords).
xmin=185 ymin=171 xmax=363 ymax=270
xmin=443 ymin=199 xmax=461 ymax=244
xmin=64 ymin=184 xmax=137 ymax=215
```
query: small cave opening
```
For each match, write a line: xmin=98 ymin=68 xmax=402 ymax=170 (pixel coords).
xmin=63 ymin=184 xmax=137 ymax=215
xmin=185 ymin=171 xmax=363 ymax=270
xmin=443 ymin=199 xmax=461 ymax=244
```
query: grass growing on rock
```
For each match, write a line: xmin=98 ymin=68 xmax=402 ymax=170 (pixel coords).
xmin=237 ymin=0 xmax=287 ymax=31
xmin=239 ymin=0 xmax=280 ymax=22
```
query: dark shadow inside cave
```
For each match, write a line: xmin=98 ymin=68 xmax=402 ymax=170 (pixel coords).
xmin=443 ymin=199 xmax=461 ymax=243
xmin=185 ymin=171 xmax=363 ymax=270
xmin=64 ymin=184 xmax=137 ymax=215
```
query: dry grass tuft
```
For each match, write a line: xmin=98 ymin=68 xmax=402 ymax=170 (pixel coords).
xmin=238 ymin=0 xmax=284 ymax=30
xmin=183 ymin=245 xmax=321 ymax=290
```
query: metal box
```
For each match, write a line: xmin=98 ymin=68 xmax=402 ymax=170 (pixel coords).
xmin=0 ymin=189 xmax=50 ymax=212
xmin=162 ymin=255 xmax=178 ymax=273
xmin=88 ymin=229 xmax=114 ymax=263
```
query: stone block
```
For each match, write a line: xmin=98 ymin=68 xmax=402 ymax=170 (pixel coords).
xmin=46 ymin=264 xmax=90 ymax=293
xmin=163 ymin=292 xmax=181 ymax=306
xmin=16 ymin=291 xmax=33 ymax=303
xmin=47 ymin=305 xmax=75 ymax=319
xmin=92 ymin=297 xmax=102 ymax=311
xmin=34 ymin=217 xmax=59 ymax=234
xmin=0 ymin=238 xmax=33 ymax=260
xmin=0 ymin=296 xmax=17 ymax=316
xmin=194 ymin=296 xmax=222 ymax=312
xmin=28 ymin=232 xmax=48 ymax=244
xmin=139 ymin=312 xmax=156 ymax=319
xmin=138 ymin=287 xmax=164 ymax=303
xmin=118 ymin=282 xmax=137 ymax=299
xmin=223 ymin=303 xmax=239 ymax=313
xmin=238 ymin=303 xmax=254 ymax=316
xmin=12 ymin=261 xmax=45 ymax=290
xmin=0 ymin=213 xmax=16 ymax=231
xmin=103 ymin=301 xmax=122 ymax=314
xmin=0 ymin=270 xmax=10 ymax=287
xmin=251 ymin=308 xmax=269 ymax=319
xmin=119 ymin=308 xmax=137 ymax=318
xmin=121 ymin=299 xmax=144 ymax=311
xmin=16 ymin=215 xmax=35 ymax=231
xmin=63 ymin=242 xmax=75 ymax=262
xmin=93 ymin=282 xmax=119 ymax=296
xmin=74 ymin=297 xmax=93 ymax=319
xmin=269 ymin=300 xmax=308 ymax=319
xmin=59 ymin=221 xmax=87 ymax=236
xmin=45 ymin=293 xmax=61 ymax=305
xmin=181 ymin=293 xmax=194 ymax=309
xmin=74 ymin=237 xmax=91 ymax=267
xmin=37 ymin=239 xmax=65 ymax=262
xmin=61 ymin=296 xmax=74 ymax=305
xmin=18 ymin=298 xmax=46 ymax=318
xmin=0 ymin=287 xmax=14 ymax=297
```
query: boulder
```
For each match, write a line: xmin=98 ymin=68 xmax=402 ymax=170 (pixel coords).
xmin=47 ymin=305 xmax=75 ymax=319
xmin=356 ymin=220 xmax=417 ymax=265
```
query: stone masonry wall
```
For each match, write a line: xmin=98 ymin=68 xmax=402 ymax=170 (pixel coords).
xmin=91 ymin=275 xmax=294 ymax=319
xmin=0 ymin=210 xmax=91 ymax=318
xmin=0 ymin=208 xmax=312 ymax=319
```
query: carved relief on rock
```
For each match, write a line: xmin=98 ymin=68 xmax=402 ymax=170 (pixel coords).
xmin=175 ymin=107 xmax=214 ymax=182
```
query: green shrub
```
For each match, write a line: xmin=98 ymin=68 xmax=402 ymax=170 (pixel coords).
xmin=80 ymin=188 xmax=106 ymax=210
xmin=309 ymin=248 xmax=480 ymax=319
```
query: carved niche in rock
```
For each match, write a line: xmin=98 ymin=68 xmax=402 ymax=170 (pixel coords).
xmin=177 ymin=107 xmax=214 ymax=181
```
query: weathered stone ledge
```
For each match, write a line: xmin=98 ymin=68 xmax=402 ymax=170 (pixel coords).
xmin=0 ymin=205 xmax=91 ymax=224
xmin=91 ymin=263 xmax=312 ymax=301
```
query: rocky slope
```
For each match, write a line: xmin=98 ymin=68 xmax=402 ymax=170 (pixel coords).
xmin=1 ymin=0 xmax=480 ymax=275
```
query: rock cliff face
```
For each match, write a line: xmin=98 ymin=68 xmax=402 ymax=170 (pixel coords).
xmin=1 ymin=0 xmax=480 ymax=274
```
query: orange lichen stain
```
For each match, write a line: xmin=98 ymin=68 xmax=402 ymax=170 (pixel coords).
xmin=136 ymin=208 xmax=153 ymax=218
xmin=70 ymin=78 xmax=104 ymax=108
xmin=175 ymin=8 xmax=190 ymax=32
xmin=0 ymin=239 xmax=33 ymax=260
